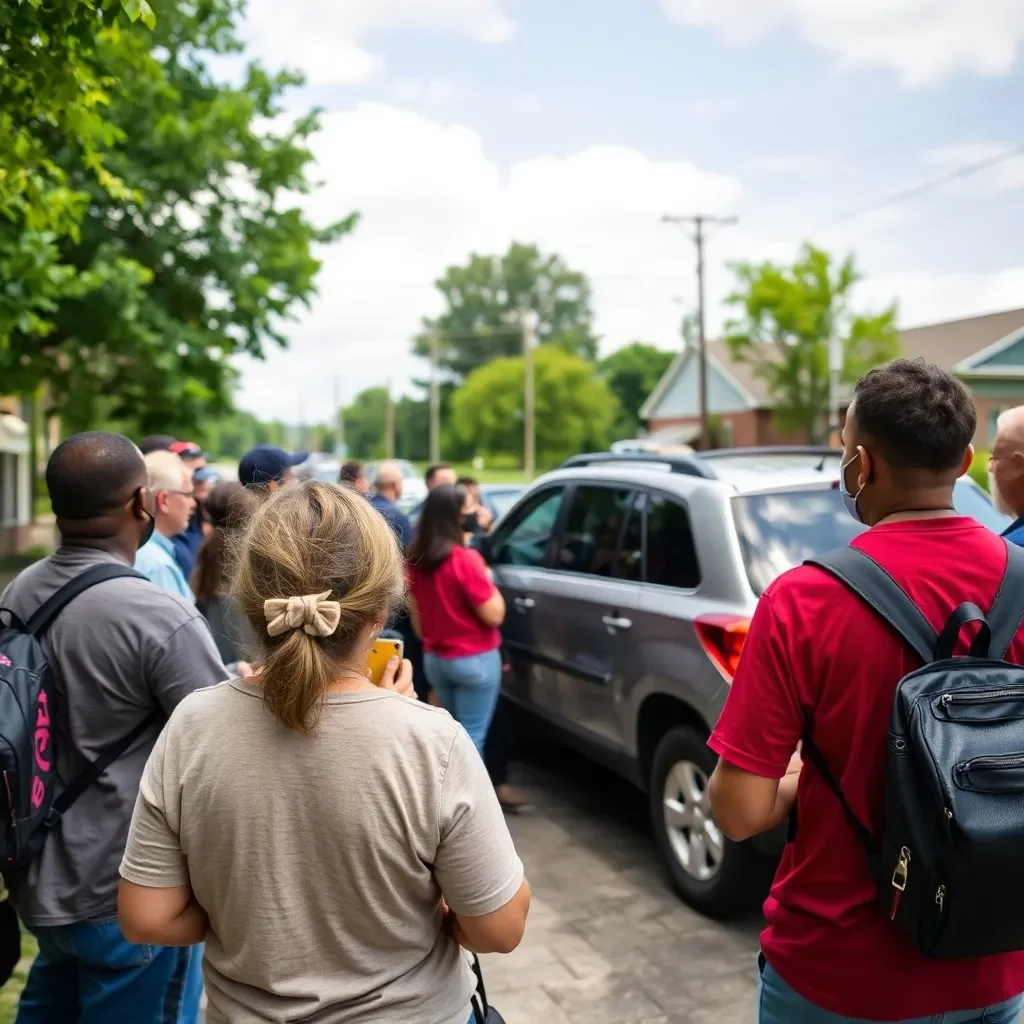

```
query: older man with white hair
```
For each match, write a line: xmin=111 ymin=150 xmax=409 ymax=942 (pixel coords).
xmin=989 ymin=407 xmax=1024 ymax=545
xmin=370 ymin=460 xmax=413 ymax=551
xmin=135 ymin=450 xmax=197 ymax=600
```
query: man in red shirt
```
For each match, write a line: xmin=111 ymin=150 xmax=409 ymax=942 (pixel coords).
xmin=708 ymin=359 xmax=1024 ymax=1024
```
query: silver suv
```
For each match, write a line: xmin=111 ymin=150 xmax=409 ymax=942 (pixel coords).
xmin=477 ymin=448 xmax=1009 ymax=917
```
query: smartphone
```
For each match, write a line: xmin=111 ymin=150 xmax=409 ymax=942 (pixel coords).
xmin=365 ymin=638 xmax=404 ymax=685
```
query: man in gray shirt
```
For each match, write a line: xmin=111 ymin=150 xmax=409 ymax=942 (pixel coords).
xmin=1 ymin=432 xmax=226 ymax=1024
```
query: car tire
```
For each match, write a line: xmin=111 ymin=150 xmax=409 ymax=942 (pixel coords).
xmin=649 ymin=726 xmax=770 ymax=918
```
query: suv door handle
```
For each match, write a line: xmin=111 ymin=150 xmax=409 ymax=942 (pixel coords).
xmin=514 ymin=597 xmax=535 ymax=611
xmin=602 ymin=615 xmax=632 ymax=631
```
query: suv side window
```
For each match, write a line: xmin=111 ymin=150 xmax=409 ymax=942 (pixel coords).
xmin=645 ymin=494 xmax=700 ymax=589
xmin=556 ymin=487 xmax=635 ymax=577
xmin=615 ymin=495 xmax=643 ymax=582
xmin=490 ymin=488 xmax=565 ymax=567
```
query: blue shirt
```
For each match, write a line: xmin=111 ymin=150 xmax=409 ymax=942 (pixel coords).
xmin=135 ymin=531 xmax=196 ymax=603
xmin=172 ymin=511 xmax=205 ymax=580
xmin=369 ymin=494 xmax=413 ymax=552
xmin=1003 ymin=516 xmax=1024 ymax=547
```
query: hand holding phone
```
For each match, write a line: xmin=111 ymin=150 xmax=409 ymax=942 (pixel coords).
xmin=365 ymin=638 xmax=405 ymax=685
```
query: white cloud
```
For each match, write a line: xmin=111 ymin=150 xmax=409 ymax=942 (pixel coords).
xmin=242 ymin=0 xmax=516 ymax=86
xmin=659 ymin=0 xmax=1024 ymax=87
xmin=922 ymin=142 xmax=1024 ymax=195
xmin=239 ymin=103 xmax=743 ymax=421
xmin=393 ymin=78 xmax=456 ymax=105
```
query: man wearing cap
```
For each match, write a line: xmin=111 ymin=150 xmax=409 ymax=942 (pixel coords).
xmin=239 ymin=444 xmax=307 ymax=491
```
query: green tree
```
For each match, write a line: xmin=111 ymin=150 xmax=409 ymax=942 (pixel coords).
xmin=343 ymin=388 xmax=389 ymax=460
xmin=450 ymin=347 xmax=619 ymax=468
xmin=414 ymin=242 xmax=599 ymax=381
xmin=0 ymin=0 xmax=155 ymax=357
xmin=599 ymin=342 xmax=675 ymax=437
xmin=2 ymin=0 xmax=354 ymax=436
xmin=724 ymin=243 xmax=899 ymax=443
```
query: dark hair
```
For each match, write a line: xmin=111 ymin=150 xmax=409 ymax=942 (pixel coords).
xmin=408 ymin=484 xmax=467 ymax=571
xmin=853 ymin=358 xmax=976 ymax=472
xmin=138 ymin=434 xmax=176 ymax=455
xmin=456 ymin=475 xmax=478 ymax=489
xmin=424 ymin=463 xmax=453 ymax=488
xmin=47 ymin=432 xmax=146 ymax=520
xmin=339 ymin=460 xmax=365 ymax=486
xmin=192 ymin=482 xmax=258 ymax=605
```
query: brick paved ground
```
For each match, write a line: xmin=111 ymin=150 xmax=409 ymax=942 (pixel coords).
xmin=480 ymin=743 xmax=763 ymax=1024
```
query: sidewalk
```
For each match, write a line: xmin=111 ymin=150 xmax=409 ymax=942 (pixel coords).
xmin=479 ymin=748 xmax=760 ymax=1023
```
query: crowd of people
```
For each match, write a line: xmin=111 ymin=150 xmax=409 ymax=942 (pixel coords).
xmin=8 ymin=358 xmax=1024 ymax=1024
xmin=0 ymin=439 xmax=529 ymax=1023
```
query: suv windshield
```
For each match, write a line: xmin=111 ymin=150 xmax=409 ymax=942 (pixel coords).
xmin=733 ymin=480 xmax=1011 ymax=595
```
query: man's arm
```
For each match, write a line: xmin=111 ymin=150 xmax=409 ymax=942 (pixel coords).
xmin=709 ymin=751 xmax=802 ymax=842
xmin=149 ymin=610 xmax=229 ymax=713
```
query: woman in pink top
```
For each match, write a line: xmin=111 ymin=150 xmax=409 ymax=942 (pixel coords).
xmin=408 ymin=485 xmax=506 ymax=754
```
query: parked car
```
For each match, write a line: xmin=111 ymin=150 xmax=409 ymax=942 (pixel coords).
xmin=408 ymin=484 xmax=525 ymax=530
xmin=365 ymin=460 xmax=428 ymax=511
xmin=475 ymin=447 xmax=1010 ymax=917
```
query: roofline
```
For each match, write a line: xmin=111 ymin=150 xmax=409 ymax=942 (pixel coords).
xmin=899 ymin=306 xmax=1024 ymax=336
xmin=638 ymin=350 xmax=684 ymax=420
xmin=952 ymin=324 xmax=1024 ymax=373
xmin=639 ymin=342 xmax=759 ymax=420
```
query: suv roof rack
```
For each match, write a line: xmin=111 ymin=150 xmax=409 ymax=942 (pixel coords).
xmin=559 ymin=452 xmax=718 ymax=479
xmin=698 ymin=446 xmax=841 ymax=460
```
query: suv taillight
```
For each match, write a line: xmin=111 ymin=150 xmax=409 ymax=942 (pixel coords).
xmin=694 ymin=614 xmax=750 ymax=683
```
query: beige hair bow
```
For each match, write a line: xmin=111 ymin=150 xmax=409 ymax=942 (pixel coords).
xmin=264 ymin=592 xmax=341 ymax=638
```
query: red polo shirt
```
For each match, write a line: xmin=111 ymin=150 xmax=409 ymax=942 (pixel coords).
xmin=710 ymin=517 xmax=1024 ymax=1020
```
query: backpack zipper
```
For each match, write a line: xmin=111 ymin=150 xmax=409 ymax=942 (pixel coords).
xmin=955 ymin=754 xmax=1024 ymax=773
xmin=935 ymin=885 xmax=946 ymax=912
xmin=889 ymin=846 xmax=911 ymax=920
xmin=941 ymin=690 xmax=1024 ymax=706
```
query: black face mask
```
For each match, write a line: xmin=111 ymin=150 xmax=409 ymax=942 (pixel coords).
xmin=137 ymin=490 xmax=156 ymax=550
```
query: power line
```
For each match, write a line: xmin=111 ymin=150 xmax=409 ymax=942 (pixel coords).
xmin=824 ymin=141 xmax=1024 ymax=228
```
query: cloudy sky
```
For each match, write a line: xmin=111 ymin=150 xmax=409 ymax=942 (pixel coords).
xmin=233 ymin=0 xmax=1024 ymax=424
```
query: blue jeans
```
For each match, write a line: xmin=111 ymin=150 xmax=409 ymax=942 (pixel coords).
xmin=17 ymin=919 xmax=203 ymax=1024
xmin=759 ymin=959 xmax=1024 ymax=1023
xmin=425 ymin=649 xmax=502 ymax=756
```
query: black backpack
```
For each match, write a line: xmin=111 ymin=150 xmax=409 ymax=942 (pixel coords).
xmin=0 ymin=564 xmax=160 ymax=872
xmin=802 ymin=539 xmax=1024 ymax=959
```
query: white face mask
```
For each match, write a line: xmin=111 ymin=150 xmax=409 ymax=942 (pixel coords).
xmin=840 ymin=451 xmax=865 ymax=524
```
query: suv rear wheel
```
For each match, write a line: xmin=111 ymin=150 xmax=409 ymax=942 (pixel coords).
xmin=649 ymin=726 xmax=769 ymax=917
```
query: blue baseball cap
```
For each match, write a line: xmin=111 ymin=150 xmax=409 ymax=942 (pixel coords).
xmin=238 ymin=445 xmax=309 ymax=486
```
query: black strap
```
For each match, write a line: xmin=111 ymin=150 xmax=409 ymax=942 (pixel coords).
xmin=805 ymin=547 xmax=937 ymax=663
xmin=935 ymin=602 xmax=991 ymax=660
xmin=471 ymin=954 xmax=489 ymax=1023
xmin=26 ymin=564 xmax=146 ymax=638
xmin=801 ymin=734 xmax=878 ymax=857
xmin=52 ymin=711 xmax=161 ymax=817
xmin=986 ymin=539 xmax=1024 ymax=660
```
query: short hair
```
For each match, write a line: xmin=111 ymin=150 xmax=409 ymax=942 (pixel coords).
xmin=145 ymin=450 xmax=189 ymax=493
xmin=339 ymin=460 xmax=365 ymax=485
xmin=47 ymin=432 xmax=146 ymax=519
xmin=375 ymin=461 xmax=402 ymax=489
xmin=424 ymin=463 xmax=453 ymax=487
xmin=456 ymin=475 xmax=478 ymax=489
xmin=852 ymin=359 xmax=976 ymax=472
xmin=138 ymin=434 xmax=176 ymax=455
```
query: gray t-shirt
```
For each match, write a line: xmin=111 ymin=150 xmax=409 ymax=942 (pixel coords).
xmin=0 ymin=545 xmax=227 ymax=925
xmin=121 ymin=681 xmax=524 ymax=1024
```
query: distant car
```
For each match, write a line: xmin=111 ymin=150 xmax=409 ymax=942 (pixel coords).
xmin=296 ymin=455 xmax=341 ymax=483
xmin=365 ymin=460 xmax=427 ymax=512
xmin=475 ymin=447 xmax=1010 ymax=917
xmin=408 ymin=484 xmax=525 ymax=530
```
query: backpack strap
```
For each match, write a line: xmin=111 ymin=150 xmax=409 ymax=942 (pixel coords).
xmin=25 ymin=564 xmax=146 ymax=638
xmin=804 ymin=546 xmax=937 ymax=663
xmin=985 ymin=539 xmax=1024 ymax=661
xmin=50 ymin=711 xmax=161 ymax=819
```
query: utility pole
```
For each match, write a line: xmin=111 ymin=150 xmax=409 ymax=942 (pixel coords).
xmin=662 ymin=214 xmax=738 ymax=450
xmin=384 ymin=381 xmax=395 ymax=459
xmin=428 ymin=331 xmax=441 ymax=464
xmin=333 ymin=376 xmax=345 ymax=456
xmin=521 ymin=309 xmax=538 ymax=479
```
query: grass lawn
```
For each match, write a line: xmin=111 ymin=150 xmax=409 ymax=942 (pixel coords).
xmin=0 ymin=932 xmax=36 ymax=1023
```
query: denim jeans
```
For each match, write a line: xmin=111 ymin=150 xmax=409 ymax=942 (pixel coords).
xmin=424 ymin=648 xmax=502 ymax=756
xmin=16 ymin=918 xmax=203 ymax=1024
xmin=758 ymin=958 xmax=1024 ymax=1024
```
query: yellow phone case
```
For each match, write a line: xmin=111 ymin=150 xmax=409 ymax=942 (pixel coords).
xmin=365 ymin=638 xmax=404 ymax=685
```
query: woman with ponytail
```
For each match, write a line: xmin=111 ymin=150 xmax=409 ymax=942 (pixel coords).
xmin=117 ymin=481 xmax=530 ymax=1024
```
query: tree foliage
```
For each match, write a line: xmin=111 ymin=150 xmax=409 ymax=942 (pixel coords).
xmin=724 ymin=243 xmax=899 ymax=442
xmin=450 ymin=347 xmax=619 ymax=468
xmin=2 ymin=0 xmax=353 ymax=437
xmin=414 ymin=242 xmax=599 ymax=382
xmin=599 ymin=342 xmax=675 ymax=438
